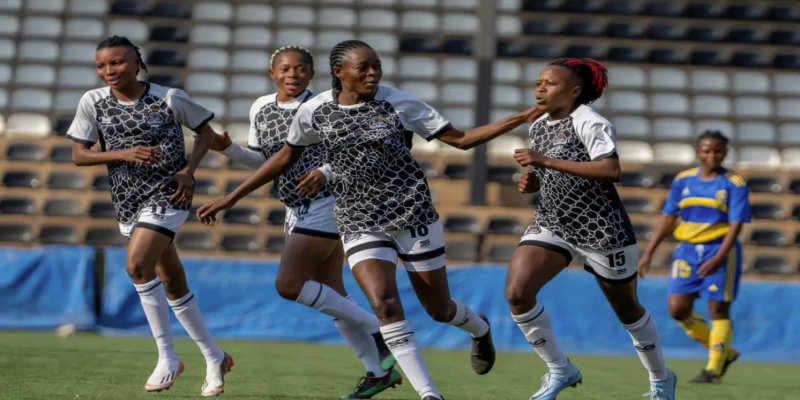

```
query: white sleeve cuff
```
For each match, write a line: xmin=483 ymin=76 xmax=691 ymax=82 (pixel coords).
xmin=317 ymin=164 xmax=334 ymax=182
xmin=221 ymin=142 xmax=266 ymax=170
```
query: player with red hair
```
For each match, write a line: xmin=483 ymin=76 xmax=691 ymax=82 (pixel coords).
xmin=508 ymin=58 xmax=677 ymax=400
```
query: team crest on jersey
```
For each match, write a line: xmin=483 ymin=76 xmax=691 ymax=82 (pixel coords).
xmin=145 ymin=106 xmax=167 ymax=127
xmin=369 ymin=114 xmax=388 ymax=129
xmin=715 ymin=190 xmax=727 ymax=203
xmin=257 ymin=121 xmax=268 ymax=131
xmin=553 ymin=130 xmax=568 ymax=145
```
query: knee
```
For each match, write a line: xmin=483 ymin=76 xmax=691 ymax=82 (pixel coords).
xmin=275 ymin=276 xmax=305 ymax=301
xmin=422 ymin=301 xmax=454 ymax=323
xmin=368 ymin=294 xmax=402 ymax=321
xmin=126 ymin=258 xmax=154 ymax=283
xmin=505 ymin=284 xmax=536 ymax=314
xmin=668 ymin=304 xmax=692 ymax=321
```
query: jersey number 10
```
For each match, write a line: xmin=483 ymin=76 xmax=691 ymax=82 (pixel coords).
xmin=408 ymin=225 xmax=430 ymax=238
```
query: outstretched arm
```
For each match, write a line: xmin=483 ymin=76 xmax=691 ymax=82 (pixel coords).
xmin=436 ymin=106 xmax=543 ymax=150
xmin=197 ymin=145 xmax=305 ymax=224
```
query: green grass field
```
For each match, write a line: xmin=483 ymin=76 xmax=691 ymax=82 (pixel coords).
xmin=1 ymin=331 xmax=797 ymax=400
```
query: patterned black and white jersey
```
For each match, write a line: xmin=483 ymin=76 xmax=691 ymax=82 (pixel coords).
xmin=526 ymin=104 xmax=636 ymax=250
xmin=246 ymin=90 xmax=331 ymax=208
xmin=66 ymin=83 xmax=214 ymax=224
xmin=287 ymin=86 xmax=448 ymax=235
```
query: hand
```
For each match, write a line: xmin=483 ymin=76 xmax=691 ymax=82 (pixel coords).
xmin=637 ymin=252 xmax=653 ymax=279
xmin=161 ymin=169 xmax=194 ymax=204
xmin=296 ymin=169 xmax=328 ymax=197
xmin=208 ymin=131 xmax=233 ymax=152
xmin=517 ymin=172 xmax=540 ymax=194
xmin=119 ymin=146 xmax=161 ymax=165
xmin=523 ymin=105 xmax=545 ymax=123
xmin=196 ymin=195 xmax=236 ymax=226
xmin=514 ymin=149 xmax=547 ymax=167
xmin=697 ymin=255 xmax=725 ymax=278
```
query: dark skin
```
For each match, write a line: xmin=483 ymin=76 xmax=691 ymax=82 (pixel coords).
xmin=507 ymin=65 xmax=644 ymax=325
xmin=638 ymin=137 xmax=742 ymax=321
xmin=197 ymin=46 xmax=542 ymax=325
xmin=206 ymin=50 xmax=349 ymax=300
xmin=71 ymin=46 xmax=215 ymax=298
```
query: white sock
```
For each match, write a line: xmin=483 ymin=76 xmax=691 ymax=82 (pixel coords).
xmin=334 ymin=295 xmax=384 ymax=376
xmin=168 ymin=291 xmax=224 ymax=366
xmin=512 ymin=302 xmax=568 ymax=369
xmin=381 ymin=320 xmax=440 ymax=399
xmin=296 ymin=281 xmax=380 ymax=334
xmin=448 ymin=299 xmax=489 ymax=337
xmin=133 ymin=278 xmax=178 ymax=362
xmin=623 ymin=310 xmax=668 ymax=381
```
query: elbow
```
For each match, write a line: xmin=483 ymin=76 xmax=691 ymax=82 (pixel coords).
xmin=72 ymin=155 xmax=86 ymax=167
xmin=450 ymin=138 xmax=473 ymax=151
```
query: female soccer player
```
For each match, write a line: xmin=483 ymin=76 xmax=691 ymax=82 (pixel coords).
xmin=207 ymin=45 xmax=400 ymax=399
xmin=198 ymin=39 xmax=541 ymax=400
xmin=639 ymin=130 xmax=749 ymax=384
xmin=509 ymin=58 xmax=676 ymax=400
xmin=66 ymin=36 xmax=232 ymax=396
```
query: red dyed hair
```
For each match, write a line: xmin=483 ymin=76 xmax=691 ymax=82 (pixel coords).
xmin=548 ymin=57 xmax=609 ymax=105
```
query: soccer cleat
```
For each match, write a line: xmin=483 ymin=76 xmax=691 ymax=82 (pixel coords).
xmin=341 ymin=368 xmax=403 ymax=399
xmin=144 ymin=360 xmax=184 ymax=392
xmin=687 ymin=369 xmax=719 ymax=384
xmin=201 ymin=352 xmax=234 ymax=397
xmin=644 ymin=369 xmax=677 ymax=400
xmin=372 ymin=332 xmax=397 ymax=372
xmin=422 ymin=397 xmax=445 ymax=400
xmin=720 ymin=350 xmax=739 ymax=377
xmin=530 ymin=361 xmax=582 ymax=400
xmin=470 ymin=314 xmax=496 ymax=375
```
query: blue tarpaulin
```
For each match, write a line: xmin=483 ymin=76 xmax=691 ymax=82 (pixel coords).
xmin=0 ymin=246 xmax=96 ymax=329
xmin=1 ymin=246 xmax=797 ymax=363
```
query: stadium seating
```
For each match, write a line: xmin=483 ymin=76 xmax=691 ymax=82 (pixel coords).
xmin=0 ymin=0 xmax=798 ymax=275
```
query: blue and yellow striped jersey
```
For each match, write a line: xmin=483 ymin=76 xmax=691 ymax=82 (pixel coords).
xmin=663 ymin=167 xmax=751 ymax=244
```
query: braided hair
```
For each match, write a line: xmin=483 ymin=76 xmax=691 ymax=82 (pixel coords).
xmin=698 ymin=130 xmax=729 ymax=147
xmin=96 ymin=35 xmax=147 ymax=74
xmin=329 ymin=40 xmax=373 ymax=92
xmin=269 ymin=45 xmax=314 ymax=69
xmin=547 ymin=58 xmax=608 ymax=105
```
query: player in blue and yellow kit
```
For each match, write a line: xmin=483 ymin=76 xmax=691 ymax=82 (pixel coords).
xmin=638 ymin=130 xmax=750 ymax=384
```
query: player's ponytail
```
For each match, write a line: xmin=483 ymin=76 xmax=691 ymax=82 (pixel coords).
xmin=548 ymin=58 xmax=608 ymax=105
xmin=329 ymin=40 xmax=373 ymax=93
xmin=96 ymin=36 xmax=148 ymax=75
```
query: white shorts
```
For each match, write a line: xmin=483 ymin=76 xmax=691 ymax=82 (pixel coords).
xmin=343 ymin=221 xmax=446 ymax=272
xmin=119 ymin=206 xmax=189 ymax=239
xmin=519 ymin=227 xmax=639 ymax=283
xmin=285 ymin=195 xmax=339 ymax=240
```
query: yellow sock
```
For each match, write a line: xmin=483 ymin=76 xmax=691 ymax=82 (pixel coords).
xmin=677 ymin=313 xmax=710 ymax=347
xmin=706 ymin=319 xmax=733 ymax=375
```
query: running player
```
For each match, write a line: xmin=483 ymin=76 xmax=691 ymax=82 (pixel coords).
xmin=207 ymin=45 xmax=400 ymax=399
xmin=509 ymin=58 xmax=677 ymax=400
xmin=66 ymin=36 xmax=232 ymax=396
xmin=197 ymin=39 xmax=542 ymax=400
xmin=638 ymin=130 xmax=749 ymax=384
